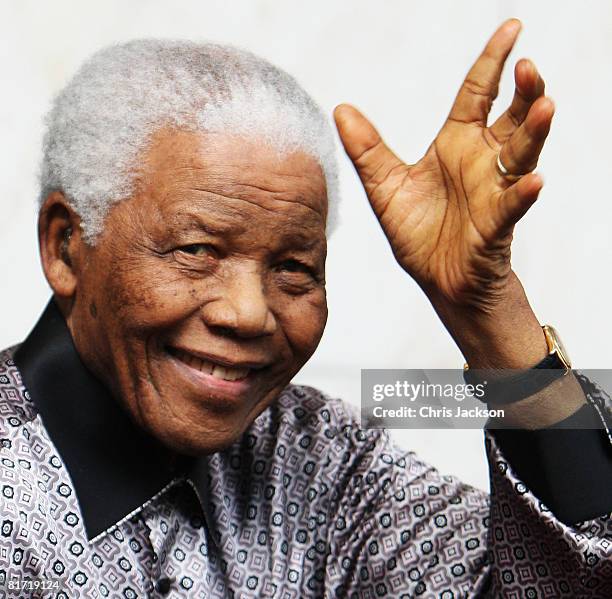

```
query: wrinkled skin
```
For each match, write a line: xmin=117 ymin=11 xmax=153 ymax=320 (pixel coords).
xmin=42 ymin=131 xmax=328 ymax=455
xmin=334 ymin=20 xmax=553 ymax=313
xmin=332 ymin=19 xmax=586 ymax=426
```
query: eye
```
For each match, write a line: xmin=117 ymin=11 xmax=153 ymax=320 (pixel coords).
xmin=277 ymin=259 xmax=314 ymax=275
xmin=177 ymin=243 xmax=217 ymax=257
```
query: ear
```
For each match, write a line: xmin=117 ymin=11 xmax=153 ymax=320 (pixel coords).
xmin=38 ymin=192 xmax=83 ymax=302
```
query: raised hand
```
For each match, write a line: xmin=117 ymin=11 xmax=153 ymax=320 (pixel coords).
xmin=334 ymin=19 xmax=554 ymax=314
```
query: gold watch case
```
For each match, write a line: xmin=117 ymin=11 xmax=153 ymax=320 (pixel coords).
xmin=542 ymin=324 xmax=572 ymax=370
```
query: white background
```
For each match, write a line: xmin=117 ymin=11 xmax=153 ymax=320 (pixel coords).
xmin=1 ymin=1 xmax=610 ymax=491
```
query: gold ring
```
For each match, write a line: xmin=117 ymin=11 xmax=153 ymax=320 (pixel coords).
xmin=496 ymin=154 xmax=523 ymax=183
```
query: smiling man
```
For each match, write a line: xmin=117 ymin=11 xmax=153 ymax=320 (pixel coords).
xmin=1 ymin=20 xmax=611 ymax=598
xmin=45 ymin=129 xmax=330 ymax=457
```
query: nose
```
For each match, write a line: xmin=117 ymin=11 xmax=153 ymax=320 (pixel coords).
xmin=200 ymin=268 xmax=277 ymax=339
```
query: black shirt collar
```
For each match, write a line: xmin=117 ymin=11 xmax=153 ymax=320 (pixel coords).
xmin=13 ymin=300 xmax=194 ymax=541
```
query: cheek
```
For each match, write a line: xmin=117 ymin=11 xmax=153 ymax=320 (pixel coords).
xmin=101 ymin=260 xmax=204 ymax=331
xmin=276 ymin=291 xmax=327 ymax=358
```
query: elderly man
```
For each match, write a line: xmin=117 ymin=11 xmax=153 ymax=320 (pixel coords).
xmin=1 ymin=19 xmax=611 ymax=598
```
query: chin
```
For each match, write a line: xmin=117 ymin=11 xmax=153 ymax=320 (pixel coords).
xmin=128 ymin=371 xmax=284 ymax=456
xmin=142 ymin=396 xmax=259 ymax=456
xmin=151 ymin=421 xmax=241 ymax=456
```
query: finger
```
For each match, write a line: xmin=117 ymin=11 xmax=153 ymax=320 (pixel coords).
xmin=496 ymin=173 xmax=543 ymax=231
xmin=497 ymin=96 xmax=555 ymax=176
xmin=448 ymin=19 xmax=522 ymax=126
xmin=334 ymin=103 xmax=405 ymax=215
xmin=489 ymin=59 xmax=546 ymax=142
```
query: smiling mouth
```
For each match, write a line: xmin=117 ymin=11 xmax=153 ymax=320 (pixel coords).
xmin=167 ymin=347 xmax=252 ymax=382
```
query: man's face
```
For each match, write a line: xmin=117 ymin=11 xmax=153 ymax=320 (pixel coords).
xmin=68 ymin=130 xmax=328 ymax=455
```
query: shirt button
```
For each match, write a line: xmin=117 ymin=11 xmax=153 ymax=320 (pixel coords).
xmin=154 ymin=577 xmax=173 ymax=595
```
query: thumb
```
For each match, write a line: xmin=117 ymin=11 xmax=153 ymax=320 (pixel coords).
xmin=334 ymin=104 xmax=405 ymax=213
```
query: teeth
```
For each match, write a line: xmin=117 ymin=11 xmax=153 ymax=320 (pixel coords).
xmin=212 ymin=365 xmax=226 ymax=379
xmin=201 ymin=360 xmax=213 ymax=375
xmin=176 ymin=350 xmax=249 ymax=381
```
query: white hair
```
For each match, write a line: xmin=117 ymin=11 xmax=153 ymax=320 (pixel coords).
xmin=39 ymin=39 xmax=339 ymax=243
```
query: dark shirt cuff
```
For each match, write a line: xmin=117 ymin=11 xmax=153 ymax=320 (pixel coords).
xmin=491 ymin=403 xmax=612 ymax=525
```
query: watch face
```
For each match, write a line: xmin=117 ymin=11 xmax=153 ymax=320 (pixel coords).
xmin=545 ymin=325 xmax=571 ymax=369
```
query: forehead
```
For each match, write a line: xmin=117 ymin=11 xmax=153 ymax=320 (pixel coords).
xmin=136 ymin=129 xmax=328 ymax=233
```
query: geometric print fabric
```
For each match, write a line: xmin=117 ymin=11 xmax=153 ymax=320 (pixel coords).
xmin=0 ymin=347 xmax=611 ymax=598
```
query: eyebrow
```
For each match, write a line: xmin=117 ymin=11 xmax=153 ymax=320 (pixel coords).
xmin=169 ymin=211 xmax=247 ymax=237
xmin=276 ymin=230 xmax=323 ymax=252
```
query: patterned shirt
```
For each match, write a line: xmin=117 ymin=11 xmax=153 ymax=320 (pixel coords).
xmin=0 ymin=302 xmax=611 ymax=598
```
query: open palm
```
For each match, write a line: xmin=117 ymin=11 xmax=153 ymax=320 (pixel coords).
xmin=335 ymin=20 xmax=554 ymax=311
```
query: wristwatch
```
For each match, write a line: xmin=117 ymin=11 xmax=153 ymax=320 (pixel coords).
xmin=463 ymin=325 xmax=572 ymax=405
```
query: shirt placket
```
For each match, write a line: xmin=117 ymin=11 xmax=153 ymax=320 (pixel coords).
xmin=121 ymin=515 xmax=158 ymax=597
xmin=140 ymin=492 xmax=183 ymax=597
